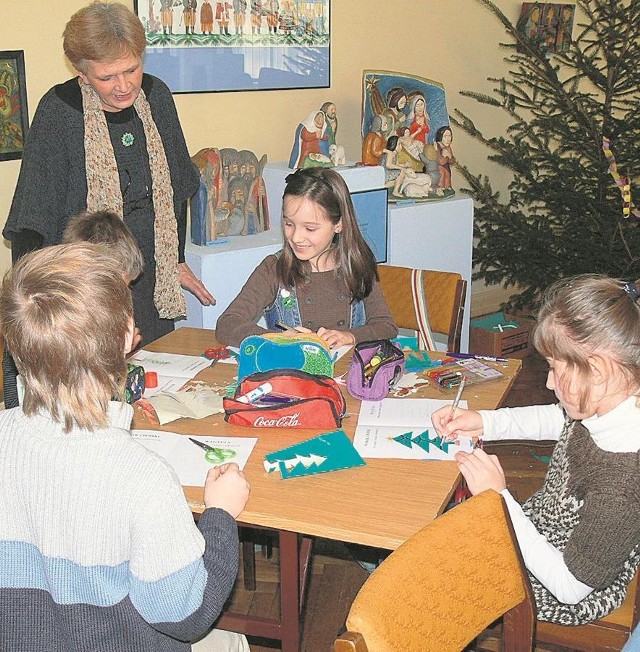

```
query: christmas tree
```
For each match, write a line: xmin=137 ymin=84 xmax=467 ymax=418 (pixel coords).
xmin=453 ymin=0 xmax=640 ymax=310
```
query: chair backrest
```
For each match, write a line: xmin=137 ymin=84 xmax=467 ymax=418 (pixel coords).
xmin=377 ymin=265 xmax=467 ymax=352
xmin=334 ymin=490 xmax=535 ymax=652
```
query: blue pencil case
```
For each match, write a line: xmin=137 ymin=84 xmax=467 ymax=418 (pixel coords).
xmin=237 ymin=333 xmax=335 ymax=381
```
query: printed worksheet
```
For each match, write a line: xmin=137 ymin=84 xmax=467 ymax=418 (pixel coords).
xmin=132 ymin=430 xmax=257 ymax=486
xmin=353 ymin=398 xmax=474 ymax=460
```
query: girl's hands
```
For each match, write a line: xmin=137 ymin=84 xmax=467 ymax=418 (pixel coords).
xmin=316 ymin=327 xmax=355 ymax=349
xmin=431 ymin=406 xmax=484 ymax=441
xmin=455 ymin=449 xmax=507 ymax=495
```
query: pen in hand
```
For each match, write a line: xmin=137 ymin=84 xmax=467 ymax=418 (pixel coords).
xmin=447 ymin=375 xmax=467 ymax=425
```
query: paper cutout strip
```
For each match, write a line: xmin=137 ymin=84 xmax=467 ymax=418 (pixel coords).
xmin=602 ymin=136 xmax=639 ymax=219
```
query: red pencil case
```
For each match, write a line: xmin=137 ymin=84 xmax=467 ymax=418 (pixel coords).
xmin=223 ymin=369 xmax=346 ymax=429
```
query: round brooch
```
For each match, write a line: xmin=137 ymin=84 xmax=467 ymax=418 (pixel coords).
xmin=121 ymin=132 xmax=135 ymax=147
xmin=280 ymin=288 xmax=295 ymax=309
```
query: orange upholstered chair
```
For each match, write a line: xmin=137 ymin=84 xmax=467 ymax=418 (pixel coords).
xmin=334 ymin=489 xmax=534 ymax=652
xmin=377 ymin=265 xmax=466 ymax=352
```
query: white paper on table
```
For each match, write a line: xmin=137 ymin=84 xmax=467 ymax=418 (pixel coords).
xmin=132 ymin=430 xmax=257 ymax=487
xmin=147 ymin=391 xmax=224 ymax=425
xmin=331 ymin=344 xmax=352 ymax=362
xmin=353 ymin=397 xmax=472 ymax=460
xmin=128 ymin=350 xmax=213 ymax=396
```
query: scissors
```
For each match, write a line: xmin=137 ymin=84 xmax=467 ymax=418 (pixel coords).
xmin=188 ymin=437 xmax=237 ymax=464
xmin=203 ymin=346 xmax=232 ymax=361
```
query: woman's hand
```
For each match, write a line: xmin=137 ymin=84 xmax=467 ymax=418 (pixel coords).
xmin=455 ymin=449 xmax=507 ymax=495
xmin=316 ymin=327 xmax=355 ymax=349
xmin=178 ymin=262 xmax=216 ymax=306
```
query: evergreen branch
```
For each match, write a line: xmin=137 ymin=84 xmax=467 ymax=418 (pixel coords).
xmin=455 ymin=0 xmax=640 ymax=309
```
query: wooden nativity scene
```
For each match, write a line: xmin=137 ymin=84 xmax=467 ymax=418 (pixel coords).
xmin=288 ymin=101 xmax=346 ymax=169
xmin=361 ymin=70 xmax=455 ymax=201
xmin=284 ymin=71 xmax=455 ymax=203
xmin=190 ymin=146 xmax=270 ymax=245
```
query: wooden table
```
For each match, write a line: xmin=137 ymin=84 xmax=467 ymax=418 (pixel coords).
xmin=139 ymin=327 xmax=522 ymax=650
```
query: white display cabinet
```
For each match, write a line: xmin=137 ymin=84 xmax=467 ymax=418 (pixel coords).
xmin=179 ymin=229 xmax=282 ymax=330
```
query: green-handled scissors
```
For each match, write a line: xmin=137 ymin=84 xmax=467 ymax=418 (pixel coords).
xmin=188 ymin=437 xmax=237 ymax=464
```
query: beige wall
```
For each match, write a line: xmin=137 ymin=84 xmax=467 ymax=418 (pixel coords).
xmin=0 ymin=0 xmax=520 ymax=310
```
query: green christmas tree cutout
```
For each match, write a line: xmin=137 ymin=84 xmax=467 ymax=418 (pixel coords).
xmin=391 ymin=430 xmax=453 ymax=454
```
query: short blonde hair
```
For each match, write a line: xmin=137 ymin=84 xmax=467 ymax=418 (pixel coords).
xmin=534 ymin=274 xmax=640 ymax=412
xmin=62 ymin=210 xmax=144 ymax=282
xmin=63 ymin=1 xmax=146 ymax=73
xmin=0 ymin=244 xmax=133 ymax=432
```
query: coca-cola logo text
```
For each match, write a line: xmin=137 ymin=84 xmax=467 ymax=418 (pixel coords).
xmin=254 ymin=413 xmax=301 ymax=427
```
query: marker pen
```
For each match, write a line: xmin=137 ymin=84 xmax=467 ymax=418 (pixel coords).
xmin=258 ymin=394 xmax=295 ymax=405
xmin=237 ymin=382 xmax=273 ymax=404
xmin=446 ymin=352 xmax=509 ymax=363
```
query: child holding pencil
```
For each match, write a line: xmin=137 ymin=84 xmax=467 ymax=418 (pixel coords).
xmin=0 ymin=244 xmax=250 ymax=651
xmin=216 ymin=167 xmax=397 ymax=348
xmin=432 ymin=274 xmax=640 ymax=625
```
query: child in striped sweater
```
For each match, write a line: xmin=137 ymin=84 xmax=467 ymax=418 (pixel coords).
xmin=0 ymin=243 xmax=250 ymax=651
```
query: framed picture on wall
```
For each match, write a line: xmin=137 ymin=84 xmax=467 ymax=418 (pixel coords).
xmin=517 ymin=3 xmax=575 ymax=53
xmin=0 ymin=50 xmax=29 ymax=162
xmin=134 ymin=0 xmax=330 ymax=93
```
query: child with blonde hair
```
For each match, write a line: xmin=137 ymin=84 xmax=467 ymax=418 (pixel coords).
xmin=0 ymin=244 xmax=250 ymax=651
xmin=4 ymin=210 xmax=146 ymax=408
xmin=432 ymin=274 xmax=640 ymax=625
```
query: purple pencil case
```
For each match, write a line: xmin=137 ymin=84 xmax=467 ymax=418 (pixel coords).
xmin=346 ymin=340 xmax=405 ymax=401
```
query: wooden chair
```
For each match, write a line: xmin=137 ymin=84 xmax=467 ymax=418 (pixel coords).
xmin=334 ymin=490 xmax=535 ymax=652
xmin=377 ymin=265 xmax=467 ymax=352
xmin=535 ymin=570 xmax=640 ymax=651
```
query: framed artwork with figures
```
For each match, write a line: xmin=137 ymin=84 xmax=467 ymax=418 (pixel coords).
xmin=0 ymin=50 xmax=29 ymax=162
xmin=517 ymin=3 xmax=575 ymax=53
xmin=134 ymin=0 xmax=330 ymax=93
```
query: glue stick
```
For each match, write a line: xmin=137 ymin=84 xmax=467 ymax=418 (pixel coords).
xmin=237 ymin=382 xmax=273 ymax=404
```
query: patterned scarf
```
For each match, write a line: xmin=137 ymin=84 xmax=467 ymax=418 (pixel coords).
xmin=80 ymin=80 xmax=186 ymax=319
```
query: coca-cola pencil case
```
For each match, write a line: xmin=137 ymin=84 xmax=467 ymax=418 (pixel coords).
xmin=223 ymin=369 xmax=346 ymax=429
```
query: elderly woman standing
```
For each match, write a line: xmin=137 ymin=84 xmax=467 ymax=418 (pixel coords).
xmin=3 ymin=1 xmax=214 ymax=351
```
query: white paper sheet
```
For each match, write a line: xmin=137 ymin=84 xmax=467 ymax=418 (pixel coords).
xmin=128 ymin=350 xmax=213 ymax=396
xmin=147 ymin=390 xmax=224 ymax=425
xmin=353 ymin=397 xmax=473 ymax=460
xmin=132 ymin=430 xmax=257 ymax=486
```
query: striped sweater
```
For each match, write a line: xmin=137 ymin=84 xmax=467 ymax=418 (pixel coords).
xmin=0 ymin=402 xmax=239 ymax=651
